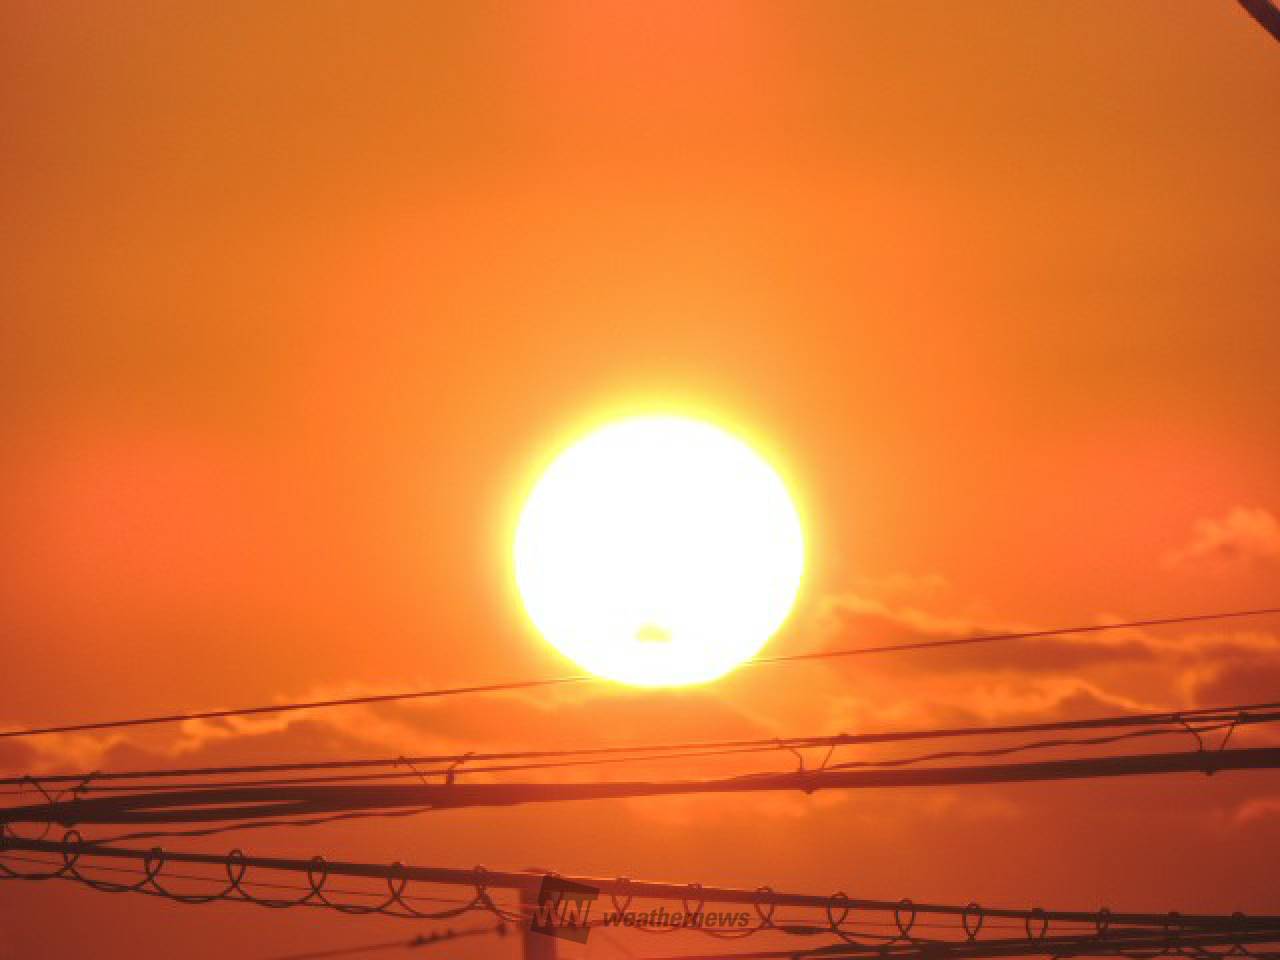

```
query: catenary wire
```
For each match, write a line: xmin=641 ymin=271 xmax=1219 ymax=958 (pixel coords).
xmin=250 ymin=923 xmax=508 ymax=959
xmin=5 ymin=746 xmax=1280 ymax=831
xmin=1 ymin=606 xmax=1275 ymax=742
xmin=5 ymin=834 xmax=1279 ymax=937
xmin=20 ymin=714 xmax=1264 ymax=805
xmin=5 ymin=696 xmax=1278 ymax=789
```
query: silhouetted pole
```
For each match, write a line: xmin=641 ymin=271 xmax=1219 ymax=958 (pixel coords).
xmin=520 ymin=880 xmax=556 ymax=960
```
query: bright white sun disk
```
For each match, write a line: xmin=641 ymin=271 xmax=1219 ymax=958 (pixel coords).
xmin=514 ymin=416 xmax=804 ymax=686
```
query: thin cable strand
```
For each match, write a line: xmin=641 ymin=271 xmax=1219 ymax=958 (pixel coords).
xmin=34 ymin=715 xmax=1264 ymax=801
xmin=4 ymin=746 xmax=1280 ymax=832
xmin=2 ymin=606 xmax=1275 ymax=742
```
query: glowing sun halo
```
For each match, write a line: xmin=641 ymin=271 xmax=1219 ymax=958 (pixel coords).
xmin=514 ymin=416 xmax=805 ymax=686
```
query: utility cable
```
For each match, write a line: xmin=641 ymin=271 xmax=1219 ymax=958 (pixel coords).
xmin=4 ymin=746 xmax=1279 ymax=829
xmin=7 ymin=697 xmax=1279 ymax=789
xmin=252 ymin=923 xmax=507 ymax=960
xmin=2 ymin=606 xmax=1274 ymax=742
xmin=5 ymin=834 xmax=1278 ymax=933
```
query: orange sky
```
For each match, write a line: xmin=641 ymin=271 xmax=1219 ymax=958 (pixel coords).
xmin=2 ymin=3 xmax=1279 ymax=958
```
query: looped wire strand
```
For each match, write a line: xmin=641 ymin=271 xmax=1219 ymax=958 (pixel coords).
xmin=3 ymin=836 xmax=1279 ymax=952
xmin=142 ymin=847 xmax=166 ymax=885
xmin=469 ymin=863 xmax=524 ymax=920
xmin=13 ymin=777 xmax=55 ymax=842
xmin=681 ymin=881 xmax=706 ymax=918
xmin=1098 ymin=907 xmax=1114 ymax=938
xmin=306 ymin=855 xmax=329 ymax=903
xmin=827 ymin=891 xmax=861 ymax=943
xmin=60 ymin=829 xmax=84 ymax=873
xmin=385 ymin=860 xmax=408 ymax=905
xmin=611 ymin=876 xmax=634 ymax=915
xmin=148 ymin=845 xmax=230 ymax=906
xmin=895 ymin=898 xmax=918 ymax=940
xmin=963 ymin=902 xmax=985 ymax=940
xmin=225 ymin=848 xmax=248 ymax=890
xmin=1027 ymin=906 xmax=1050 ymax=941
xmin=753 ymin=885 xmax=777 ymax=929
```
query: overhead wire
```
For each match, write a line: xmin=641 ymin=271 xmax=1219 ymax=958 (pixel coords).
xmin=35 ymin=712 xmax=1268 ymax=796
xmin=4 ymin=745 xmax=1280 ymax=831
xmin=1238 ymin=0 xmax=1280 ymax=42
xmin=635 ymin=929 xmax=1280 ymax=960
xmin=249 ymin=923 xmax=508 ymax=960
xmin=1 ymin=606 xmax=1275 ymax=742
xmin=0 ymin=851 xmax=508 ymax=911
xmin=4 ymin=696 xmax=1278 ymax=790
xmin=5 ymin=834 xmax=1279 ymax=940
xmin=52 ymin=721 xmax=1240 ymax=846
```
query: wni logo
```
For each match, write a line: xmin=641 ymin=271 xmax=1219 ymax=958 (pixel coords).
xmin=529 ymin=875 xmax=600 ymax=943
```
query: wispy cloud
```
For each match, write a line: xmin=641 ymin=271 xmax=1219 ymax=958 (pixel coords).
xmin=1234 ymin=796 xmax=1280 ymax=827
xmin=1165 ymin=507 xmax=1280 ymax=570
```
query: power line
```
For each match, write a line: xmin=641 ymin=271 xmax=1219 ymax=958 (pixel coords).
xmin=9 ymin=849 xmax=1260 ymax=957
xmin=638 ymin=929 xmax=1280 ymax=960
xmin=6 ymin=698 xmax=1277 ymax=789
xmin=0 ymin=675 xmax=592 ymax=741
xmin=1238 ymin=0 xmax=1280 ymax=43
xmin=252 ymin=924 xmax=507 ymax=960
xmin=10 ymin=709 xmax=1274 ymax=805
xmin=751 ymin=606 xmax=1280 ymax=666
xmin=0 ymin=858 xmax=1070 ymax=939
xmin=38 ymin=719 xmax=1243 ymax=794
xmin=15 ymin=720 xmax=1250 ymax=846
xmin=0 ymin=851 xmax=513 ymax=911
xmin=1 ymin=606 xmax=1275 ymax=742
xmin=6 ymin=848 xmax=1278 ymax=960
xmin=88 ymin=806 xmax=444 ymax=846
xmin=5 ymin=834 xmax=1279 ymax=934
xmin=5 ymin=746 xmax=1279 ymax=829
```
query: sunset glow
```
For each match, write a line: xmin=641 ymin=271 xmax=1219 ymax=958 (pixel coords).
xmin=4 ymin=4 xmax=1280 ymax=957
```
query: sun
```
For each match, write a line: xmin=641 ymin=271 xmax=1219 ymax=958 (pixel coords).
xmin=514 ymin=415 xmax=805 ymax=686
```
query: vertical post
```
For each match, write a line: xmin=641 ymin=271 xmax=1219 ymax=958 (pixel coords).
xmin=521 ymin=880 xmax=558 ymax=960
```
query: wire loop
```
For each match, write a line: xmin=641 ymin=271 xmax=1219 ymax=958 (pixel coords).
xmin=1027 ymin=907 xmax=1049 ymax=941
xmin=610 ymin=876 xmax=634 ymax=915
xmin=823 ymin=891 xmax=850 ymax=932
xmin=681 ymin=882 xmax=706 ymax=917
xmin=142 ymin=847 xmax=166 ymax=884
xmin=753 ymin=886 xmax=777 ymax=928
xmin=963 ymin=902 xmax=985 ymax=940
xmin=2 ymin=835 xmax=1278 ymax=959
xmin=895 ymin=898 xmax=918 ymax=938
xmin=225 ymin=848 xmax=248 ymax=888
xmin=306 ymin=856 xmax=329 ymax=900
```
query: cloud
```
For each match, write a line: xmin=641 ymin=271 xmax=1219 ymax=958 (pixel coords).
xmin=0 ymin=678 xmax=778 ymax=790
xmin=0 ymin=738 xmax=36 ymax=775
xmin=5 ymin=574 xmax=1277 ymax=844
xmin=1165 ymin=506 xmax=1280 ymax=570
xmin=1233 ymin=796 xmax=1280 ymax=827
xmin=1191 ymin=656 xmax=1280 ymax=708
xmin=815 ymin=586 xmax=1210 ymax=679
xmin=808 ymin=579 xmax=1280 ymax=749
